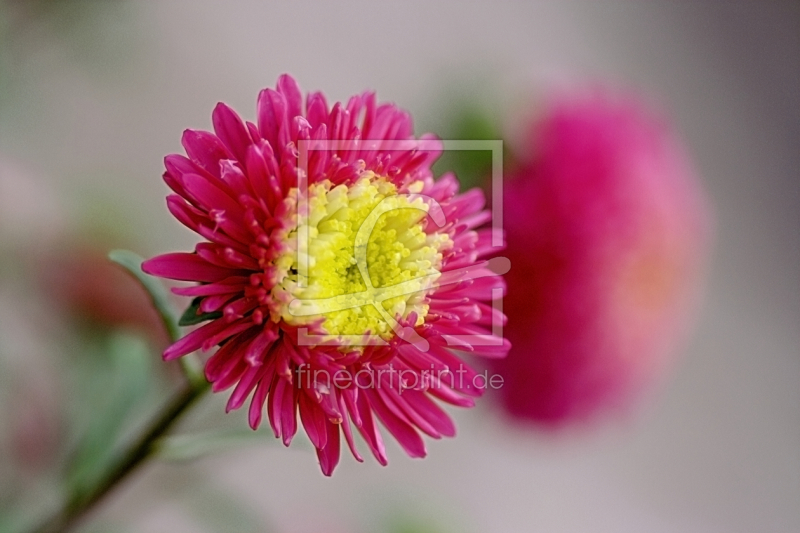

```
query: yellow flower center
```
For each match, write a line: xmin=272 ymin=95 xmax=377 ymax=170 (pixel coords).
xmin=274 ymin=172 xmax=451 ymax=345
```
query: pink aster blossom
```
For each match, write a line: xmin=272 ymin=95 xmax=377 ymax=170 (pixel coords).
xmin=494 ymin=89 xmax=711 ymax=426
xmin=143 ymin=74 xmax=508 ymax=474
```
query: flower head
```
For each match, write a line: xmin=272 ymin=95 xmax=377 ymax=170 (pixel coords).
xmin=494 ymin=89 xmax=711 ymax=426
xmin=143 ymin=74 xmax=508 ymax=474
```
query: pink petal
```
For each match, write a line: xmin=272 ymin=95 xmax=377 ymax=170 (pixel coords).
xmin=316 ymin=421 xmax=341 ymax=476
xmin=401 ymin=390 xmax=456 ymax=438
xmin=205 ymin=332 xmax=253 ymax=381
xmin=267 ymin=375 xmax=286 ymax=439
xmin=171 ymin=277 xmax=248 ymax=297
xmin=181 ymin=173 xmax=244 ymax=222
xmin=143 ymin=253 xmax=233 ymax=282
xmin=336 ymin=393 xmax=363 ymax=462
xmin=163 ymin=318 xmax=231 ymax=361
xmin=226 ymin=363 xmax=263 ymax=412
xmin=380 ymin=385 xmax=441 ymax=439
xmin=305 ymin=91 xmax=329 ymax=129
xmin=248 ymin=376 xmax=270 ymax=430
xmin=181 ymin=129 xmax=231 ymax=179
xmin=353 ymin=390 xmax=388 ymax=465
xmin=366 ymin=389 xmax=426 ymax=458
xmin=279 ymin=378 xmax=298 ymax=446
xmin=257 ymin=88 xmax=288 ymax=154
xmin=212 ymin=103 xmax=251 ymax=163
xmin=277 ymin=74 xmax=303 ymax=122
xmin=299 ymin=391 xmax=328 ymax=450
xmin=167 ymin=194 xmax=207 ymax=233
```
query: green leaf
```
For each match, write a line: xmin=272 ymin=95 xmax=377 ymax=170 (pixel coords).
xmin=179 ymin=297 xmax=223 ymax=327
xmin=109 ymin=250 xmax=204 ymax=385
xmin=431 ymin=106 xmax=503 ymax=191
xmin=108 ymin=250 xmax=179 ymax=343
xmin=64 ymin=333 xmax=153 ymax=502
xmin=153 ymin=429 xmax=275 ymax=463
xmin=0 ymin=511 xmax=29 ymax=533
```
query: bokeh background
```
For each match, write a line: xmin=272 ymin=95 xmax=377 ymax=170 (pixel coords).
xmin=0 ymin=1 xmax=798 ymax=532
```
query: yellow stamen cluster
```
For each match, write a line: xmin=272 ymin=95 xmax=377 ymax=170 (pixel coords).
xmin=274 ymin=172 xmax=451 ymax=344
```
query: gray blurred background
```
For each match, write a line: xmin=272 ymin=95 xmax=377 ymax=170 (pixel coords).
xmin=0 ymin=1 xmax=798 ymax=532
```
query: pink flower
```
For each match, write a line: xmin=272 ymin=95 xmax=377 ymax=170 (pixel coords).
xmin=494 ymin=90 xmax=710 ymax=426
xmin=40 ymin=242 xmax=169 ymax=346
xmin=143 ymin=74 xmax=508 ymax=474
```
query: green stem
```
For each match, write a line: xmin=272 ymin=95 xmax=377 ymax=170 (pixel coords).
xmin=26 ymin=251 xmax=213 ymax=532
xmin=28 ymin=380 xmax=210 ymax=533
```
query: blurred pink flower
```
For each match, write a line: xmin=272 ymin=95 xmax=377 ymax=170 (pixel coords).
xmin=39 ymin=241 xmax=170 ymax=346
xmin=144 ymin=74 xmax=508 ymax=475
xmin=494 ymin=90 xmax=711 ymax=426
